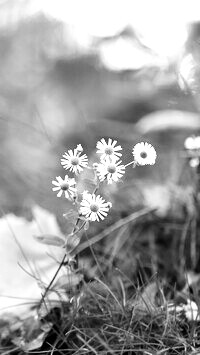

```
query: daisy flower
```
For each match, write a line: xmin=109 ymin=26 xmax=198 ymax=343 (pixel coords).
xmin=96 ymin=138 xmax=122 ymax=162
xmin=52 ymin=175 xmax=77 ymax=199
xmin=79 ymin=191 xmax=112 ymax=222
xmin=94 ymin=159 xmax=125 ymax=184
xmin=61 ymin=144 xmax=88 ymax=174
xmin=132 ymin=142 xmax=157 ymax=166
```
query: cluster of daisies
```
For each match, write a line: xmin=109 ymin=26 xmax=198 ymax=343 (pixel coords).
xmin=52 ymin=139 xmax=157 ymax=222
xmin=184 ymin=135 xmax=200 ymax=168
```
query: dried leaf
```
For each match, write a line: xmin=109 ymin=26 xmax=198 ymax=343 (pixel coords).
xmin=34 ymin=234 xmax=65 ymax=247
xmin=53 ymin=273 xmax=83 ymax=291
xmin=12 ymin=321 xmax=52 ymax=351
xmin=128 ymin=281 xmax=160 ymax=314
xmin=13 ymin=332 xmax=46 ymax=351
xmin=2 ymin=311 xmax=52 ymax=351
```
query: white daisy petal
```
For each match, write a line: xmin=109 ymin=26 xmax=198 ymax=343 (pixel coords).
xmin=57 ymin=190 xmax=63 ymax=197
xmin=52 ymin=186 xmax=61 ymax=191
xmin=68 ymin=150 xmax=74 ymax=157
xmin=111 ymin=139 xmax=116 ymax=146
xmin=56 ymin=176 xmax=64 ymax=184
xmin=52 ymin=180 xmax=60 ymax=187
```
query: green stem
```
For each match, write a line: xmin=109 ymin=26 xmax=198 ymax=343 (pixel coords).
xmin=38 ymin=217 xmax=85 ymax=311
xmin=124 ymin=160 xmax=136 ymax=168
xmin=37 ymin=252 xmax=67 ymax=311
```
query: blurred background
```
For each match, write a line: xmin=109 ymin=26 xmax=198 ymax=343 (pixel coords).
xmin=1 ymin=0 xmax=200 ymax=219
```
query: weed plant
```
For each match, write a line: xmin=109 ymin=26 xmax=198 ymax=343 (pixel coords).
xmin=2 ymin=137 xmax=200 ymax=355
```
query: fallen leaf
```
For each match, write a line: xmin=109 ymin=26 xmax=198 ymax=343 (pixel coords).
xmin=0 ymin=310 xmax=52 ymax=351
xmin=128 ymin=281 xmax=161 ymax=314
xmin=12 ymin=315 xmax=52 ymax=351
xmin=0 ymin=205 xmax=67 ymax=317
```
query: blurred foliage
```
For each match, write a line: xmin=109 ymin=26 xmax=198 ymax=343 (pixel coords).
xmin=0 ymin=12 xmax=199 ymax=219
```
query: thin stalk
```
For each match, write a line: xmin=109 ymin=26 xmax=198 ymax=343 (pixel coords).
xmin=37 ymin=217 xmax=85 ymax=310
xmin=124 ymin=160 xmax=136 ymax=168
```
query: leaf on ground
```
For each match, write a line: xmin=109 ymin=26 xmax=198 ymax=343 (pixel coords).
xmin=12 ymin=317 xmax=52 ymax=351
xmin=13 ymin=332 xmax=46 ymax=351
xmin=0 ymin=311 xmax=52 ymax=351
xmin=0 ymin=205 xmax=67 ymax=318
xmin=129 ymin=281 xmax=161 ymax=314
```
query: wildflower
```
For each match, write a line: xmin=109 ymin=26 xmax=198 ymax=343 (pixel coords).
xmin=190 ymin=157 xmax=199 ymax=168
xmin=184 ymin=136 xmax=200 ymax=167
xmin=94 ymin=159 xmax=125 ymax=184
xmin=52 ymin=175 xmax=77 ymax=199
xmin=61 ymin=145 xmax=88 ymax=174
xmin=132 ymin=142 xmax=157 ymax=166
xmin=184 ymin=136 xmax=200 ymax=151
xmin=79 ymin=191 xmax=112 ymax=222
xmin=96 ymin=138 xmax=122 ymax=162
xmin=175 ymin=300 xmax=200 ymax=321
xmin=183 ymin=300 xmax=200 ymax=321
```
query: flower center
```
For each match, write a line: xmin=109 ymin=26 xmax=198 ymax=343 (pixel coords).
xmin=105 ymin=147 xmax=113 ymax=155
xmin=71 ymin=157 xmax=79 ymax=166
xmin=61 ymin=182 xmax=70 ymax=191
xmin=107 ymin=164 xmax=116 ymax=174
xmin=140 ymin=151 xmax=147 ymax=159
xmin=90 ymin=203 xmax=99 ymax=213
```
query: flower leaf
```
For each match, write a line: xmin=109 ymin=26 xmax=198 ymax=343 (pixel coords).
xmin=34 ymin=235 xmax=64 ymax=247
xmin=64 ymin=233 xmax=81 ymax=252
xmin=63 ymin=209 xmax=78 ymax=220
xmin=84 ymin=221 xmax=90 ymax=230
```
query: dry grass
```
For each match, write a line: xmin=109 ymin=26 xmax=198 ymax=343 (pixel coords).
xmin=1 ymin=199 xmax=200 ymax=354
